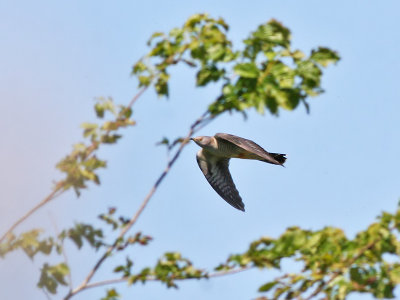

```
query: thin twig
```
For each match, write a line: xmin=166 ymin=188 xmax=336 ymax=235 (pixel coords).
xmin=49 ymin=213 xmax=73 ymax=289
xmin=42 ymin=288 xmax=53 ymax=300
xmin=69 ymin=266 xmax=252 ymax=293
xmin=192 ymin=114 xmax=215 ymax=133
xmin=208 ymin=266 xmax=252 ymax=278
xmin=0 ymin=183 xmax=64 ymax=243
xmin=0 ymin=86 xmax=150 ymax=244
xmin=127 ymin=86 xmax=148 ymax=108
xmin=64 ymin=111 xmax=210 ymax=300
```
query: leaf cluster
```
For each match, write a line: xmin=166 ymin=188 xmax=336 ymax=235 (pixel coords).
xmin=0 ymin=221 xmax=104 ymax=294
xmin=56 ymin=97 xmax=135 ymax=196
xmin=217 ymin=208 xmax=400 ymax=299
xmin=37 ymin=263 xmax=70 ymax=294
xmin=0 ymin=229 xmax=56 ymax=259
xmin=127 ymin=252 xmax=206 ymax=288
xmin=133 ymin=14 xmax=339 ymax=117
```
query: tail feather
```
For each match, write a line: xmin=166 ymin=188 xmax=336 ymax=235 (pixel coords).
xmin=270 ymin=153 xmax=287 ymax=165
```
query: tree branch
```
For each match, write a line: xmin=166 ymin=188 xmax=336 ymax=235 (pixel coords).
xmin=304 ymin=231 xmax=390 ymax=300
xmin=67 ymin=265 xmax=251 ymax=294
xmin=0 ymin=183 xmax=64 ymax=243
xmin=64 ymin=111 xmax=211 ymax=300
xmin=49 ymin=213 xmax=73 ymax=290
xmin=0 ymin=86 xmax=149 ymax=244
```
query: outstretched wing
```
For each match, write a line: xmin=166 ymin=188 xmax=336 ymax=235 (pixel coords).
xmin=196 ymin=149 xmax=245 ymax=211
xmin=215 ymin=133 xmax=285 ymax=165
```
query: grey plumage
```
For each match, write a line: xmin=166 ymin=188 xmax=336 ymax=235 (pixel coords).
xmin=196 ymin=149 xmax=244 ymax=211
xmin=192 ymin=133 xmax=286 ymax=211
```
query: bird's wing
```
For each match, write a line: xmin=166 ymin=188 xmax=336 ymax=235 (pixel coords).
xmin=215 ymin=133 xmax=284 ymax=165
xmin=196 ymin=149 xmax=245 ymax=211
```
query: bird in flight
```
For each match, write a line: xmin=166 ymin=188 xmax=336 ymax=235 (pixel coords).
xmin=191 ymin=133 xmax=286 ymax=212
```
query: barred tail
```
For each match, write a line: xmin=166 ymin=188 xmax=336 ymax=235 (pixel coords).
xmin=270 ymin=153 xmax=287 ymax=165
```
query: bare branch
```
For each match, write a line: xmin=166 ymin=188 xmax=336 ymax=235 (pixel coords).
xmin=49 ymin=213 xmax=73 ymax=289
xmin=127 ymin=85 xmax=148 ymax=108
xmin=208 ymin=266 xmax=252 ymax=278
xmin=64 ymin=111 xmax=211 ymax=299
xmin=42 ymin=288 xmax=53 ymax=300
xmin=0 ymin=183 xmax=64 ymax=243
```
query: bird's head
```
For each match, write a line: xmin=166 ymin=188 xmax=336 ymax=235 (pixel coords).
xmin=191 ymin=136 xmax=213 ymax=148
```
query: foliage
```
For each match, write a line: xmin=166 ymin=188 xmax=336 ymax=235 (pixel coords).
xmin=10 ymin=205 xmax=400 ymax=299
xmin=127 ymin=252 xmax=207 ymax=288
xmin=101 ymin=289 xmax=120 ymax=300
xmin=38 ymin=263 xmax=70 ymax=294
xmin=133 ymin=14 xmax=339 ymax=116
xmin=0 ymin=229 xmax=56 ymax=259
xmin=216 ymin=207 xmax=400 ymax=299
xmin=56 ymin=97 xmax=135 ymax=196
xmin=11 ymin=13 xmax=400 ymax=300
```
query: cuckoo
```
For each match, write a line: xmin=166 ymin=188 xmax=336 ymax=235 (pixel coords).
xmin=191 ymin=133 xmax=286 ymax=211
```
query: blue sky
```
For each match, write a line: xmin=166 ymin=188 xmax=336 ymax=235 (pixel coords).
xmin=1 ymin=1 xmax=400 ymax=299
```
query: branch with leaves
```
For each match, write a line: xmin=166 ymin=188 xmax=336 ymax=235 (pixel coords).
xmin=13 ymin=205 xmax=400 ymax=300
xmin=0 ymin=13 xmax=343 ymax=300
xmin=71 ymin=207 xmax=400 ymax=300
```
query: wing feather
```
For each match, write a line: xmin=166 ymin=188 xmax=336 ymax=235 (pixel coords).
xmin=215 ymin=133 xmax=284 ymax=165
xmin=196 ymin=149 xmax=245 ymax=211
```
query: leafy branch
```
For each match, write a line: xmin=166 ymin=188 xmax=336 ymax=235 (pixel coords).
xmin=0 ymin=13 xmax=340 ymax=300
xmin=25 ymin=206 xmax=400 ymax=300
xmin=64 ymin=111 xmax=211 ymax=299
xmin=72 ymin=264 xmax=251 ymax=293
xmin=0 ymin=94 xmax=141 ymax=244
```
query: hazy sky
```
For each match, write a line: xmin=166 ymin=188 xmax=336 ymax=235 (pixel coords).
xmin=1 ymin=1 xmax=400 ymax=299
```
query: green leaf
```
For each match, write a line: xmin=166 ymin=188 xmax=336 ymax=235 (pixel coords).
xmin=101 ymin=134 xmax=122 ymax=144
xmin=101 ymin=288 xmax=120 ymax=300
xmin=132 ymin=61 xmax=147 ymax=74
xmin=80 ymin=123 xmax=98 ymax=130
xmin=138 ymin=75 xmax=152 ymax=87
xmin=350 ymin=267 xmax=363 ymax=283
xmin=184 ymin=13 xmax=207 ymax=29
xmin=156 ymin=137 xmax=170 ymax=147
xmin=196 ymin=65 xmax=224 ymax=86
xmin=155 ymin=79 xmax=169 ymax=97
xmin=249 ymin=19 xmax=291 ymax=51
xmin=234 ymin=63 xmax=259 ymax=78
xmin=154 ymin=71 xmax=170 ymax=97
xmin=258 ymin=281 xmax=278 ymax=292
xmin=122 ymin=107 xmax=133 ymax=119
xmin=94 ymin=103 xmax=105 ymax=118
xmin=64 ymin=223 xmax=104 ymax=250
xmin=310 ymin=47 xmax=340 ymax=67
xmin=0 ymin=230 xmax=59 ymax=259
xmin=291 ymin=50 xmax=305 ymax=60
xmin=273 ymin=286 xmax=290 ymax=298
xmin=207 ymin=44 xmax=226 ymax=61
xmin=37 ymin=263 xmax=69 ymax=294
xmin=147 ymin=32 xmax=164 ymax=45
xmin=114 ymin=257 xmax=133 ymax=276
xmin=389 ymin=264 xmax=400 ymax=283
xmin=81 ymin=122 xmax=98 ymax=139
